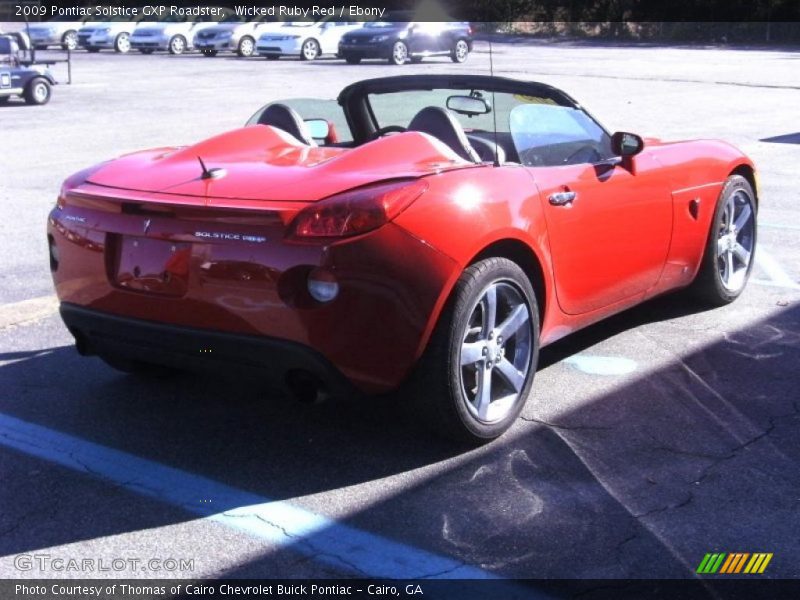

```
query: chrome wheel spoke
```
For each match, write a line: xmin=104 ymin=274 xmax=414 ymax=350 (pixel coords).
xmin=733 ymin=243 xmax=751 ymax=265
xmin=476 ymin=367 xmax=493 ymax=420
xmin=734 ymin=202 xmax=751 ymax=233
xmin=482 ymin=286 xmax=497 ymax=333
xmin=725 ymin=250 xmax=735 ymax=282
xmin=496 ymin=304 xmax=528 ymax=340
xmin=461 ymin=341 xmax=484 ymax=365
xmin=495 ymin=358 xmax=524 ymax=392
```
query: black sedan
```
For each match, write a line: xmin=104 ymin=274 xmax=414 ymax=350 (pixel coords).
xmin=338 ymin=15 xmax=472 ymax=65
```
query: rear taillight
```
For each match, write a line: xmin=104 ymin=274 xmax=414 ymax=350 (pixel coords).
xmin=288 ymin=179 xmax=428 ymax=240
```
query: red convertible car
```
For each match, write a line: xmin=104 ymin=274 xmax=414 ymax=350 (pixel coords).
xmin=48 ymin=75 xmax=758 ymax=442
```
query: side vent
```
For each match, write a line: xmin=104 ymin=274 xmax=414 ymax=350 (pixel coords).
xmin=688 ymin=198 xmax=701 ymax=220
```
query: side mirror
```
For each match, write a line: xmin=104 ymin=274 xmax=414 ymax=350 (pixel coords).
xmin=305 ymin=118 xmax=330 ymax=140
xmin=611 ymin=131 xmax=644 ymax=157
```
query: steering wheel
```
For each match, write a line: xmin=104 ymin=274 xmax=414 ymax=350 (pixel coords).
xmin=369 ymin=125 xmax=407 ymax=141
xmin=563 ymin=145 xmax=602 ymax=165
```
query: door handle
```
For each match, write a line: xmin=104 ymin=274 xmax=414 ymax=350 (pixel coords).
xmin=548 ymin=191 xmax=577 ymax=206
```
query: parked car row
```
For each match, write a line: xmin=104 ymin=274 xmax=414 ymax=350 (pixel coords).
xmin=23 ymin=10 xmax=473 ymax=65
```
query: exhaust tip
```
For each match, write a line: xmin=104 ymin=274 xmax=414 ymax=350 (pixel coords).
xmin=285 ymin=370 xmax=329 ymax=404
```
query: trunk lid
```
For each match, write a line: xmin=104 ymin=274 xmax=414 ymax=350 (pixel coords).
xmin=86 ymin=125 xmax=473 ymax=202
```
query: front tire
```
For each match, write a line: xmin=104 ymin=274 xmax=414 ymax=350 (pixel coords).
xmin=237 ymin=36 xmax=255 ymax=57
xmin=389 ymin=40 xmax=408 ymax=65
xmin=24 ymin=78 xmax=51 ymax=105
xmin=300 ymin=38 xmax=320 ymax=60
xmin=690 ymin=174 xmax=757 ymax=305
xmin=412 ymin=258 xmax=539 ymax=443
xmin=168 ymin=35 xmax=186 ymax=55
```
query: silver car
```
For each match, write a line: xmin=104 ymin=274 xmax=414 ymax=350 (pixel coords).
xmin=129 ymin=8 xmax=231 ymax=55
xmin=77 ymin=15 xmax=146 ymax=53
xmin=193 ymin=15 xmax=286 ymax=57
xmin=26 ymin=15 xmax=93 ymax=50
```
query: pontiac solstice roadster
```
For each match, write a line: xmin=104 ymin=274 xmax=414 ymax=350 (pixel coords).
xmin=48 ymin=75 xmax=758 ymax=442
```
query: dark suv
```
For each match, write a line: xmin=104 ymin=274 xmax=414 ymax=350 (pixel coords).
xmin=338 ymin=13 xmax=472 ymax=65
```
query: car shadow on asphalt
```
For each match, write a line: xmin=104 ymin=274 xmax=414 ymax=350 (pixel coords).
xmin=0 ymin=300 xmax=797 ymax=579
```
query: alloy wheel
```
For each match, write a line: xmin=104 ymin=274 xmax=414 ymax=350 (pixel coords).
xmin=454 ymin=40 xmax=469 ymax=62
xmin=716 ymin=188 xmax=755 ymax=292
xmin=239 ymin=37 xmax=255 ymax=57
xmin=458 ymin=281 xmax=533 ymax=423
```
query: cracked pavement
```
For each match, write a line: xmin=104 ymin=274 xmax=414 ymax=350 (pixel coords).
xmin=0 ymin=38 xmax=799 ymax=580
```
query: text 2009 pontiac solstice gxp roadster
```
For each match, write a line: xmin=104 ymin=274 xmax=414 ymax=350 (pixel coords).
xmin=48 ymin=75 xmax=758 ymax=442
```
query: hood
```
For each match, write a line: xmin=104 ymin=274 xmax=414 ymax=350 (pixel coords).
xmin=196 ymin=23 xmax=244 ymax=35
xmin=86 ymin=125 xmax=473 ymax=201
xmin=265 ymin=24 xmax=320 ymax=36
xmin=345 ymin=26 xmax=405 ymax=39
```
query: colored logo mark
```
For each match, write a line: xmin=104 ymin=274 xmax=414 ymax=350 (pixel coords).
xmin=696 ymin=552 xmax=773 ymax=574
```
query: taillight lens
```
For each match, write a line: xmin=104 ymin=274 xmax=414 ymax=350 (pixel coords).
xmin=288 ymin=179 xmax=428 ymax=240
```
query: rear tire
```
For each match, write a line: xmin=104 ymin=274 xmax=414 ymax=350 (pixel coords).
xmin=114 ymin=32 xmax=131 ymax=53
xmin=300 ymin=38 xmax=320 ymax=60
xmin=451 ymin=39 xmax=469 ymax=63
xmin=410 ymin=257 xmax=539 ymax=444
xmin=168 ymin=35 xmax=186 ymax=55
xmin=690 ymin=174 xmax=757 ymax=306
xmin=23 ymin=78 xmax=51 ymax=105
xmin=61 ymin=30 xmax=78 ymax=51
xmin=237 ymin=36 xmax=255 ymax=57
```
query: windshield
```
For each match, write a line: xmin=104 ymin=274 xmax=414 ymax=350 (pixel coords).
xmin=367 ymin=88 xmax=612 ymax=166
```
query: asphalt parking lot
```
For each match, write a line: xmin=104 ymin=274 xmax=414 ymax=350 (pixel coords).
xmin=0 ymin=37 xmax=799 ymax=586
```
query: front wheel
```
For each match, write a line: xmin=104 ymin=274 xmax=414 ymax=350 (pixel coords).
xmin=237 ymin=36 xmax=255 ymax=57
xmin=168 ymin=35 xmax=186 ymax=55
xmin=690 ymin=174 xmax=757 ymax=305
xmin=300 ymin=38 xmax=320 ymax=61
xmin=24 ymin=78 xmax=51 ymax=105
xmin=389 ymin=40 xmax=408 ymax=65
xmin=412 ymin=257 xmax=539 ymax=443
xmin=451 ymin=39 xmax=470 ymax=63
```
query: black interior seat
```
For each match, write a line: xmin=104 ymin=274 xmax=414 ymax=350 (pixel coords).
xmin=407 ymin=107 xmax=480 ymax=163
xmin=468 ymin=135 xmax=507 ymax=164
xmin=256 ymin=103 xmax=315 ymax=146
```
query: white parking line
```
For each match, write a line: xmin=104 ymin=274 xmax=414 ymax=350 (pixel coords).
xmin=0 ymin=295 xmax=59 ymax=329
xmin=0 ymin=413 xmax=501 ymax=581
xmin=754 ymin=246 xmax=800 ymax=290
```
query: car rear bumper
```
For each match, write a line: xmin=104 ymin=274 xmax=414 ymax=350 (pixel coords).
xmin=60 ymin=302 xmax=355 ymax=396
xmin=48 ymin=195 xmax=458 ymax=393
